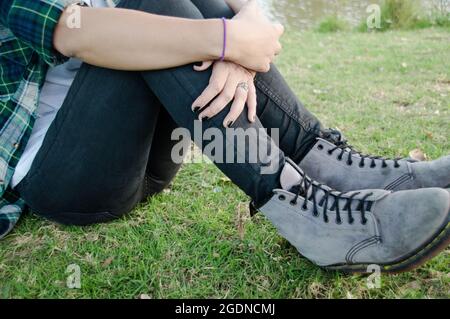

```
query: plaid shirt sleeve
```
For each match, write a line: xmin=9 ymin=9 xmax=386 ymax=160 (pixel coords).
xmin=0 ymin=0 xmax=75 ymax=66
xmin=0 ymin=190 xmax=25 ymax=239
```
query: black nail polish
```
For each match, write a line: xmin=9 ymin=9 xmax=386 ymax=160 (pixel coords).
xmin=193 ymin=106 xmax=201 ymax=112
xmin=227 ymin=120 xmax=234 ymax=128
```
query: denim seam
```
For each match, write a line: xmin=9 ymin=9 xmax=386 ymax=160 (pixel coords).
xmin=255 ymin=77 xmax=321 ymax=137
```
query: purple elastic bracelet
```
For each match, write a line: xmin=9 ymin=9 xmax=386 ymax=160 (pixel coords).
xmin=220 ymin=17 xmax=227 ymax=61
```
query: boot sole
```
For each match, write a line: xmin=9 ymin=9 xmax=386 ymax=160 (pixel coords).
xmin=326 ymin=214 xmax=450 ymax=274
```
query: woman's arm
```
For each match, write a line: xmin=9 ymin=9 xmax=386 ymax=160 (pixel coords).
xmin=54 ymin=7 xmax=223 ymax=71
xmin=54 ymin=1 xmax=283 ymax=72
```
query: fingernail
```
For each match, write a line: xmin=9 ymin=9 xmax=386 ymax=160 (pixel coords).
xmin=252 ymin=115 xmax=256 ymax=122
xmin=193 ymin=106 xmax=201 ymax=112
xmin=227 ymin=120 xmax=234 ymax=128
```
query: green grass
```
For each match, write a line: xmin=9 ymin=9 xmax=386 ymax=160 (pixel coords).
xmin=357 ymin=0 xmax=450 ymax=32
xmin=434 ymin=12 xmax=450 ymax=28
xmin=316 ymin=16 xmax=348 ymax=33
xmin=380 ymin=0 xmax=424 ymax=30
xmin=1 ymin=28 xmax=450 ymax=299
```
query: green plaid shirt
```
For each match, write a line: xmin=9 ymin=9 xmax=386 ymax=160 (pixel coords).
xmin=0 ymin=0 xmax=120 ymax=238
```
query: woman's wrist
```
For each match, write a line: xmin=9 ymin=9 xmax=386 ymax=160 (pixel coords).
xmin=222 ymin=19 xmax=240 ymax=62
xmin=200 ymin=18 xmax=239 ymax=63
xmin=197 ymin=18 xmax=225 ymax=60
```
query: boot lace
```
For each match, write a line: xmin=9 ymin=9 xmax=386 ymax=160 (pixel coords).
xmin=289 ymin=173 xmax=374 ymax=225
xmin=322 ymin=130 xmax=403 ymax=169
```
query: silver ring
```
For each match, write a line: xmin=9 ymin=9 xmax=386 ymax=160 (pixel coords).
xmin=237 ymin=82 xmax=249 ymax=92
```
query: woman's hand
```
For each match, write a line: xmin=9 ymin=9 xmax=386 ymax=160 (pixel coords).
xmin=192 ymin=61 xmax=257 ymax=127
xmin=227 ymin=0 xmax=284 ymax=72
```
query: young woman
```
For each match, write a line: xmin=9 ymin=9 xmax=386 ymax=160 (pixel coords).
xmin=1 ymin=0 xmax=449 ymax=273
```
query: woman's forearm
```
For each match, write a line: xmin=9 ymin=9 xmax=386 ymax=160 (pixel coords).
xmin=54 ymin=7 xmax=224 ymax=70
xmin=54 ymin=1 xmax=284 ymax=73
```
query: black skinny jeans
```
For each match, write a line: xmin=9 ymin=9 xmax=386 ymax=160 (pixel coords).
xmin=15 ymin=0 xmax=323 ymax=225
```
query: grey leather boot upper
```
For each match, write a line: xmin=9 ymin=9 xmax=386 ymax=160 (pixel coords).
xmin=299 ymin=134 xmax=450 ymax=192
xmin=259 ymin=159 xmax=450 ymax=271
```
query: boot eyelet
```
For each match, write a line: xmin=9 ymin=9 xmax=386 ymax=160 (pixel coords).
xmin=337 ymin=155 xmax=343 ymax=161
xmin=359 ymin=162 xmax=365 ymax=168
xmin=324 ymin=217 xmax=329 ymax=223
xmin=361 ymin=219 xmax=368 ymax=225
xmin=318 ymin=144 xmax=324 ymax=150
xmin=278 ymin=195 xmax=286 ymax=201
xmin=327 ymin=150 xmax=333 ymax=155
xmin=302 ymin=204 xmax=308 ymax=211
xmin=313 ymin=211 xmax=319 ymax=217
xmin=394 ymin=164 xmax=400 ymax=168
xmin=370 ymin=164 xmax=376 ymax=168
xmin=336 ymin=219 xmax=342 ymax=225
xmin=347 ymin=161 xmax=353 ymax=166
xmin=348 ymin=218 xmax=355 ymax=225
xmin=290 ymin=200 xmax=297 ymax=206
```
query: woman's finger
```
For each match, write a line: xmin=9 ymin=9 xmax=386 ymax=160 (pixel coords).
xmin=274 ymin=23 xmax=285 ymax=36
xmin=275 ymin=42 xmax=282 ymax=55
xmin=246 ymin=81 xmax=257 ymax=123
xmin=192 ymin=63 xmax=228 ymax=111
xmin=223 ymin=83 xmax=248 ymax=127
xmin=193 ymin=61 xmax=213 ymax=71
xmin=199 ymin=75 xmax=239 ymax=120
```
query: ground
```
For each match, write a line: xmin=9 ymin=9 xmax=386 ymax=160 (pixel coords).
xmin=0 ymin=28 xmax=449 ymax=299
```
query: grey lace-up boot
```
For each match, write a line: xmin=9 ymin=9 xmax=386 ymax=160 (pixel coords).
xmin=259 ymin=159 xmax=450 ymax=273
xmin=298 ymin=130 xmax=450 ymax=192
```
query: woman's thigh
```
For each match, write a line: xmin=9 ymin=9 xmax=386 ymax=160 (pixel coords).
xmin=16 ymin=64 xmax=162 ymax=225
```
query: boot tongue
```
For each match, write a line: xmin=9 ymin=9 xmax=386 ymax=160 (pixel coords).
xmin=321 ymin=129 xmax=353 ymax=153
xmin=321 ymin=129 xmax=344 ymax=145
xmin=280 ymin=161 xmax=336 ymax=206
xmin=280 ymin=162 xmax=304 ymax=191
xmin=280 ymin=162 xmax=318 ymax=200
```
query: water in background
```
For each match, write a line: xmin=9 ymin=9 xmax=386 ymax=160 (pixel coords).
xmin=258 ymin=0 xmax=447 ymax=30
